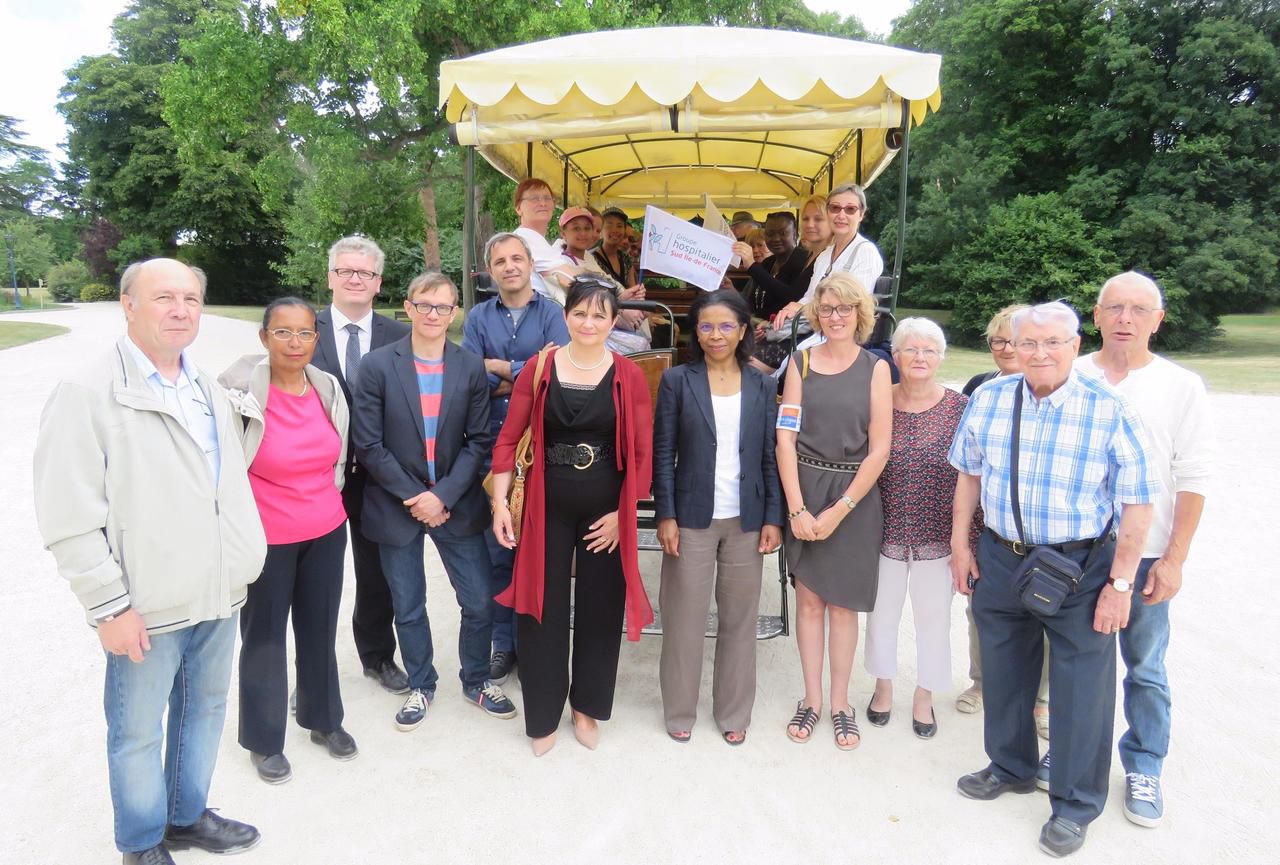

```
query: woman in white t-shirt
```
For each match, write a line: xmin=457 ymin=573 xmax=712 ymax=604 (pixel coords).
xmin=652 ymin=290 xmax=783 ymax=746
xmin=511 ymin=178 xmax=575 ymax=305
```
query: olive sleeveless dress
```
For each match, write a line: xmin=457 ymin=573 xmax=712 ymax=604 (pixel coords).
xmin=783 ymin=348 xmax=883 ymax=611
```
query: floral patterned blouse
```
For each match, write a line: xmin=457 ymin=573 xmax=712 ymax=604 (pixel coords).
xmin=879 ymin=388 xmax=974 ymax=562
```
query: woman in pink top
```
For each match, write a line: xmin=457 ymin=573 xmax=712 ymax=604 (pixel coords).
xmin=219 ymin=298 xmax=353 ymax=785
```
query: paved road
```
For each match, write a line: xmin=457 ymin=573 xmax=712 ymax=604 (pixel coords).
xmin=2 ymin=302 xmax=1274 ymax=864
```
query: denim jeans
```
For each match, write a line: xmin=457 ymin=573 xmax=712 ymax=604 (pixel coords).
xmin=1118 ymin=557 xmax=1171 ymax=777
xmin=483 ymin=528 xmax=516 ymax=653
xmin=379 ymin=529 xmax=494 ymax=692
xmin=104 ymin=614 xmax=237 ymax=853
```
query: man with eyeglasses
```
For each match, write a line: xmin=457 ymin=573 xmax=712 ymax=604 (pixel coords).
xmin=1066 ymin=272 xmax=1210 ymax=829
xmin=462 ymin=232 xmax=570 ymax=683
xmin=947 ymin=301 xmax=1158 ymax=858
xmin=312 ymin=236 xmax=412 ymax=697
xmin=351 ymin=272 xmax=517 ymax=731
xmin=34 ymin=259 xmax=267 ymax=864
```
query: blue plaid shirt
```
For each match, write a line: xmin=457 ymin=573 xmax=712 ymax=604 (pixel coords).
xmin=461 ymin=291 xmax=569 ymax=439
xmin=948 ymin=372 xmax=1158 ymax=545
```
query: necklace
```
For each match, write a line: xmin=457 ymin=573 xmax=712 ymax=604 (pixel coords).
xmin=565 ymin=345 xmax=607 ymax=371
xmin=279 ymin=378 xmax=309 ymax=397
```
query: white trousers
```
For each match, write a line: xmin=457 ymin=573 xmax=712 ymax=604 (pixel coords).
xmin=864 ymin=553 xmax=953 ymax=693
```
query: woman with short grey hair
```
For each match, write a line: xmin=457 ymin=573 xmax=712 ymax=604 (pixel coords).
xmin=864 ymin=317 xmax=970 ymax=739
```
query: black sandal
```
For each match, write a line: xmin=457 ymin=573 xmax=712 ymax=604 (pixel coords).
xmin=832 ymin=709 xmax=861 ymax=751
xmin=786 ymin=702 xmax=820 ymax=743
xmin=722 ymin=730 xmax=747 ymax=746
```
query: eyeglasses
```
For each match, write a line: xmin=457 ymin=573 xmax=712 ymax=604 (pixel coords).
xmin=267 ymin=328 xmax=318 ymax=343
xmin=520 ymin=195 xmax=555 ymax=204
xmin=331 ymin=267 xmax=379 ymax=280
xmin=898 ymin=347 xmax=939 ymax=359
xmin=1100 ymin=303 xmax=1156 ymax=318
xmin=696 ymin=322 xmax=743 ymax=335
xmin=409 ymin=301 xmax=456 ymax=317
xmin=827 ymin=203 xmax=862 ymax=216
xmin=1015 ymin=337 xmax=1075 ymax=353
xmin=987 ymin=337 xmax=1013 ymax=351
xmin=817 ymin=304 xmax=856 ymax=318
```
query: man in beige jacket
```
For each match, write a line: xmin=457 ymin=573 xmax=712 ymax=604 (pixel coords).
xmin=33 ymin=259 xmax=267 ymax=865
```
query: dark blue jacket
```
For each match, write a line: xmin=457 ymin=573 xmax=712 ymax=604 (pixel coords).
xmin=653 ymin=362 xmax=784 ymax=532
xmin=351 ymin=337 xmax=491 ymax=546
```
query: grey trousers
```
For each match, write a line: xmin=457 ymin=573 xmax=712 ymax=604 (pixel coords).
xmin=658 ymin=518 xmax=763 ymax=733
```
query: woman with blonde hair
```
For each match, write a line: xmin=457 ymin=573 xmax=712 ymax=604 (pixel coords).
xmin=751 ymin=195 xmax=834 ymax=370
xmin=776 ymin=272 xmax=892 ymax=750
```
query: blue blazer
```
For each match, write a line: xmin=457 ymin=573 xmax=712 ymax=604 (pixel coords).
xmin=351 ymin=337 xmax=492 ymax=546
xmin=653 ymin=361 xmax=783 ymax=533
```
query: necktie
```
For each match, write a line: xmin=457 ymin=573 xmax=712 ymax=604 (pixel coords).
xmin=344 ymin=323 xmax=363 ymax=385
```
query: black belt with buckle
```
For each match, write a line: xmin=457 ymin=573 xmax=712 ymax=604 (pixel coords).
xmin=797 ymin=454 xmax=861 ymax=473
xmin=545 ymin=442 xmax=614 ymax=469
xmin=988 ymin=529 xmax=1095 ymax=558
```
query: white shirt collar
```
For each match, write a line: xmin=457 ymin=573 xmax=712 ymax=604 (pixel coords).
xmin=329 ymin=304 xmax=373 ymax=333
xmin=123 ymin=335 xmax=198 ymax=386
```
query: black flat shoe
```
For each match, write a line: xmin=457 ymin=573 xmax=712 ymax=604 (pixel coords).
xmin=249 ymin=751 xmax=292 ymax=784
xmin=364 ymin=659 xmax=410 ymax=694
xmin=956 ymin=768 xmax=1037 ymax=800
xmin=164 ymin=809 xmax=260 ymax=854
xmin=310 ymin=727 xmax=359 ymax=760
xmin=1039 ymin=816 xmax=1087 ymax=858
xmin=913 ymin=708 xmax=937 ymax=739
xmin=865 ymin=699 xmax=891 ymax=727
xmin=122 ymin=844 xmax=175 ymax=865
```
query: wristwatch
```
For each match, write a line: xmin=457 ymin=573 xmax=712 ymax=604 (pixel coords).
xmin=840 ymin=495 xmax=857 ymax=511
xmin=1108 ymin=577 xmax=1132 ymax=593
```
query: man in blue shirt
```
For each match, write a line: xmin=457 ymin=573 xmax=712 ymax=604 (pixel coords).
xmin=947 ymin=301 xmax=1158 ymax=858
xmin=462 ymin=232 xmax=570 ymax=682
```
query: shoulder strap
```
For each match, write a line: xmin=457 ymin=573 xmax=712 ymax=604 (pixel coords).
xmin=800 ymin=348 xmax=810 ymax=380
xmin=1009 ymin=380 xmax=1026 ymax=545
xmin=533 ymin=347 xmax=550 ymax=383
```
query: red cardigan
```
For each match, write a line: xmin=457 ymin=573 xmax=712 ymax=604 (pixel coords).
xmin=493 ymin=349 xmax=654 ymax=640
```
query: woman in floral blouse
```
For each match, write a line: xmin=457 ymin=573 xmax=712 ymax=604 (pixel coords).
xmin=863 ymin=317 xmax=970 ymax=739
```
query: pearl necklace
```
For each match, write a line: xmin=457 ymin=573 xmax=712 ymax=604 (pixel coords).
xmin=565 ymin=345 xmax=607 ymax=371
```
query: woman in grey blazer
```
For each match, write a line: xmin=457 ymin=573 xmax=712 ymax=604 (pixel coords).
xmin=653 ymin=290 xmax=784 ymax=745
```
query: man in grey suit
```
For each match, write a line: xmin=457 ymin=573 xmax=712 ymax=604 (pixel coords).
xmin=351 ymin=272 xmax=517 ymax=731
xmin=313 ymin=236 xmax=411 ymax=694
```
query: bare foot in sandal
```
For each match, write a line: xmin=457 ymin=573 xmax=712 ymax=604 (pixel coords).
xmin=832 ymin=707 xmax=861 ymax=750
xmin=786 ymin=701 xmax=820 ymax=743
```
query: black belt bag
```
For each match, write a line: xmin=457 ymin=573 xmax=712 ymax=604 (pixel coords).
xmin=1006 ymin=384 xmax=1111 ymax=617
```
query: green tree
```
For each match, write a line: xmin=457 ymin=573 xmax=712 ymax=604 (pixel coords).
xmin=1 ymin=217 xmax=57 ymax=286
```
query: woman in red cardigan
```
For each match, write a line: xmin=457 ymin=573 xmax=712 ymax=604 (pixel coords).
xmin=491 ymin=276 xmax=654 ymax=757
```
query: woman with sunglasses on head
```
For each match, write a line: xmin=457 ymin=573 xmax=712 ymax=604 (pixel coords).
xmin=219 ymin=298 xmax=356 ymax=784
xmin=771 ymin=184 xmax=884 ymax=336
xmin=776 ymin=273 xmax=891 ymax=751
xmin=491 ymin=276 xmax=654 ymax=757
xmin=653 ymin=290 xmax=783 ymax=746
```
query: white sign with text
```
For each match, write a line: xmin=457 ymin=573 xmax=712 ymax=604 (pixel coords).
xmin=638 ymin=205 xmax=735 ymax=292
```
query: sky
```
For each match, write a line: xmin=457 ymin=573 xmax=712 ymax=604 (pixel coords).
xmin=1 ymin=0 xmax=913 ymax=163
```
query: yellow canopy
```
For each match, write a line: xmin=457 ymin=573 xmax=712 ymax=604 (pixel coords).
xmin=440 ymin=27 xmax=942 ymax=217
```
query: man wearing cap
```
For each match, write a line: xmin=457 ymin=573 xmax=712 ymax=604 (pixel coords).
xmin=948 ymin=301 xmax=1158 ymax=857
xmin=462 ymin=232 xmax=570 ymax=682
xmin=34 ymin=258 xmax=267 ymax=865
xmin=726 ymin=211 xmax=759 ymax=292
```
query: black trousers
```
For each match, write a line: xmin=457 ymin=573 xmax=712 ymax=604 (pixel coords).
xmin=239 ymin=523 xmax=347 ymax=755
xmin=973 ymin=530 xmax=1117 ymax=826
xmin=345 ymin=470 xmax=398 ymax=669
xmin=518 ymin=462 xmax=626 ymax=738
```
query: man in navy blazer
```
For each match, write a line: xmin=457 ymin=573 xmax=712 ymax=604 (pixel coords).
xmin=351 ymin=272 xmax=517 ymax=732
xmin=313 ymin=236 xmax=411 ymax=695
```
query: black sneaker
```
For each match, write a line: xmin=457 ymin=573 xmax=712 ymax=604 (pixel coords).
xmin=395 ymin=688 xmax=434 ymax=731
xmin=489 ymin=650 xmax=517 ymax=684
xmin=464 ymin=680 xmax=518 ymax=719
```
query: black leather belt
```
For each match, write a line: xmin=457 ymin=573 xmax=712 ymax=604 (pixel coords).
xmin=797 ymin=454 xmax=861 ymax=473
xmin=988 ymin=529 xmax=1096 ymax=558
xmin=545 ymin=442 xmax=614 ymax=469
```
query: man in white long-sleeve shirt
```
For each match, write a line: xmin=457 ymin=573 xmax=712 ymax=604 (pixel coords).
xmin=1074 ymin=270 xmax=1212 ymax=830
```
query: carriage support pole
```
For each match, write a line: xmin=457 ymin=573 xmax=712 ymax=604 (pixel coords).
xmin=891 ymin=99 xmax=911 ymax=318
xmin=462 ymin=145 xmax=476 ymax=311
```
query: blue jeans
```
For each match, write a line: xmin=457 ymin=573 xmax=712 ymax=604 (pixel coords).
xmin=104 ymin=615 xmax=237 ymax=853
xmin=1118 ymin=558 xmax=1171 ymax=777
xmin=483 ymin=528 xmax=516 ymax=653
xmin=379 ymin=529 xmax=494 ymax=691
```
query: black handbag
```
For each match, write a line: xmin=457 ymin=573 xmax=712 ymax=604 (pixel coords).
xmin=1006 ymin=384 xmax=1107 ymax=616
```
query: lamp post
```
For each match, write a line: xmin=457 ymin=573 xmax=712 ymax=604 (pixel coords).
xmin=4 ymin=233 xmax=20 ymax=310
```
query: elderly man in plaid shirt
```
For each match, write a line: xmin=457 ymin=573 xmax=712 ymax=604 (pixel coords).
xmin=947 ymin=301 xmax=1158 ymax=858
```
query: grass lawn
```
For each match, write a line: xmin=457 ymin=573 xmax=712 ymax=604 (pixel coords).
xmin=0 ymin=321 xmax=69 ymax=350
xmin=0 ymin=286 xmax=71 ymax=313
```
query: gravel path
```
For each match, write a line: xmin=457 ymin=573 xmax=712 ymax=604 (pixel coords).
xmin=2 ymin=302 xmax=1274 ymax=864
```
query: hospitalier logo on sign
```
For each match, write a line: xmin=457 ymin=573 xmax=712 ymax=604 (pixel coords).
xmin=647 ymin=222 xmax=672 ymax=254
